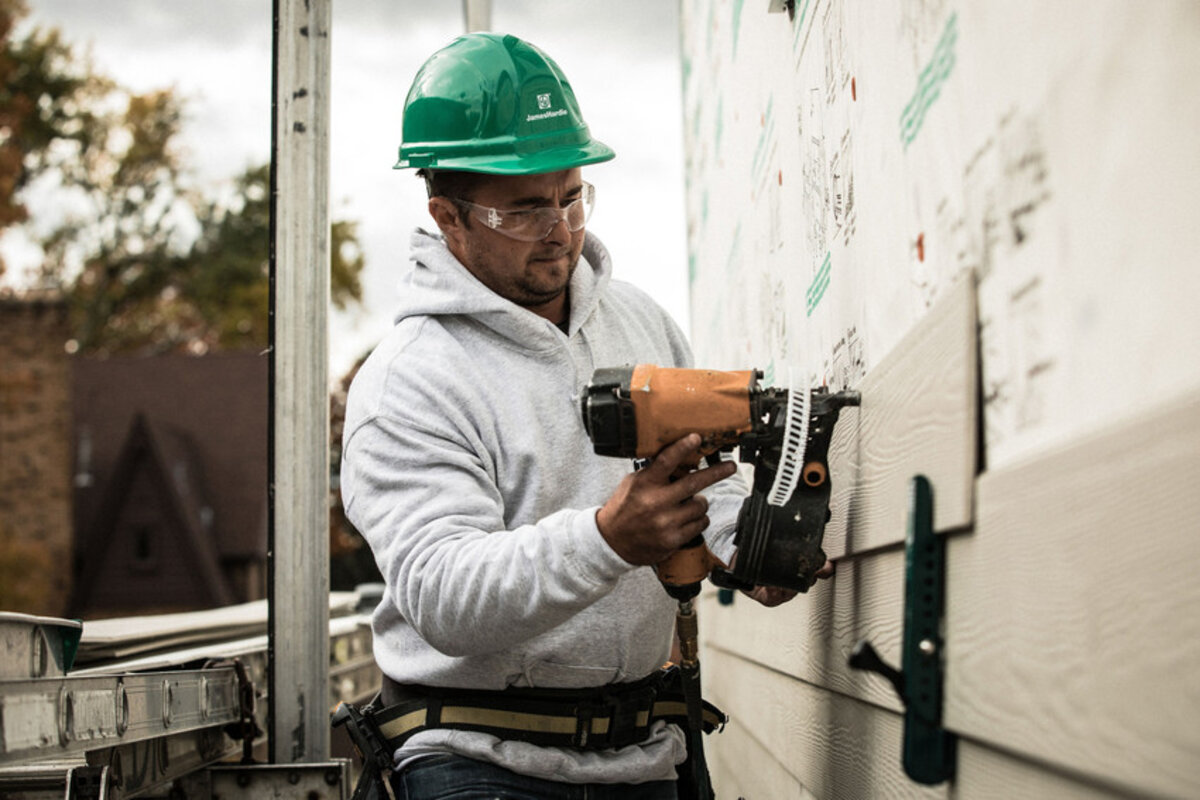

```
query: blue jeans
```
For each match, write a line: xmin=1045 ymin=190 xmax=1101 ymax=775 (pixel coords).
xmin=390 ymin=754 xmax=679 ymax=800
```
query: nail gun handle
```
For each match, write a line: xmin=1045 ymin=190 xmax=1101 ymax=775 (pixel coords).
xmin=656 ymin=535 xmax=726 ymax=601
xmin=655 ymin=534 xmax=706 ymax=583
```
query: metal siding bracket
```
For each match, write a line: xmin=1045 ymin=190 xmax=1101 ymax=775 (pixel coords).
xmin=848 ymin=475 xmax=958 ymax=785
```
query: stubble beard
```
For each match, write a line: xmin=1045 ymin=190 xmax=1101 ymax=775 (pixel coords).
xmin=515 ymin=249 xmax=580 ymax=308
xmin=456 ymin=231 xmax=582 ymax=309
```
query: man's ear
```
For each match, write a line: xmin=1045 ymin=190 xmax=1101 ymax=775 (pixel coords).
xmin=429 ymin=197 xmax=466 ymax=248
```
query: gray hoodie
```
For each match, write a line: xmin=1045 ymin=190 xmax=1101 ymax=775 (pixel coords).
xmin=341 ymin=229 xmax=746 ymax=783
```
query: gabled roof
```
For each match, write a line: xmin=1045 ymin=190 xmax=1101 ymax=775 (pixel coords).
xmin=72 ymin=352 xmax=269 ymax=563
xmin=72 ymin=412 xmax=233 ymax=613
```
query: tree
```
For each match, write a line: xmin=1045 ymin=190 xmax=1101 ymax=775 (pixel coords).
xmin=173 ymin=163 xmax=365 ymax=354
xmin=0 ymin=0 xmax=32 ymax=238
xmin=0 ymin=0 xmax=108 ymax=270
xmin=2 ymin=7 xmax=364 ymax=354
xmin=52 ymin=87 xmax=197 ymax=353
xmin=2 ymin=10 xmax=373 ymax=605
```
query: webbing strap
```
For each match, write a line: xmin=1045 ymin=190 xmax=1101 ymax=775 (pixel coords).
xmin=369 ymin=673 xmax=725 ymax=751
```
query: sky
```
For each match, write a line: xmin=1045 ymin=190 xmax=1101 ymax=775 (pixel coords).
xmin=13 ymin=0 xmax=691 ymax=377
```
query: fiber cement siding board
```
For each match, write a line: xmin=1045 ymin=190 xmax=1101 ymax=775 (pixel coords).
xmin=704 ymin=615 xmax=1150 ymax=798
xmin=703 ymin=647 xmax=944 ymax=800
xmin=709 ymin=716 xmax=819 ymax=800
xmin=825 ymin=271 xmax=977 ymax=558
xmin=953 ymin=738 xmax=1138 ymax=800
xmin=700 ymin=548 xmax=908 ymax=714
xmin=699 ymin=273 xmax=976 ymax=709
xmin=702 ymin=395 xmax=1199 ymax=798
xmin=944 ymin=392 xmax=1200 ymax=798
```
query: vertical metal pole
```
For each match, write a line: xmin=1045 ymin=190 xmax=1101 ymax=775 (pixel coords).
xmin=269 ymin=0 xmax=331 ymax=763
xmin=462 ymin=0 xmax=492 ymax=32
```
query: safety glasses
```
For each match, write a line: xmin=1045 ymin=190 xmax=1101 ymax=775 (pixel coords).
xmin=454 ymin=182 xmax=595 ymax=242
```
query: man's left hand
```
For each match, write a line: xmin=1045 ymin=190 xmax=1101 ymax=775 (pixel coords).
xmin=743 ymin=558 xmax=834 ymax=607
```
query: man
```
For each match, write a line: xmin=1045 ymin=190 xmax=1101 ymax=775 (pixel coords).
xmin=341 ymin=32 xmax=807 ymax=799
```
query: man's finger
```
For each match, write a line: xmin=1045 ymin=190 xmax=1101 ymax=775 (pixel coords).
xmin=743 ymin=585 xmax=798 ymax=607
xmin=673 ymin=495 xmax=709 ymax=526
xmin=671 ymin=459 xmax=737 ymax=501
xmin=644 ymin=433 xmax=703 ymax=480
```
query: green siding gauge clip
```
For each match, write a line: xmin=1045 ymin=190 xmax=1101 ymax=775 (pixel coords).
xmin=848 ymin=475 xmax=958 ymax=785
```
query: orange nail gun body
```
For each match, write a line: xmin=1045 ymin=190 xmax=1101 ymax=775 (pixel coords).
xmin=607 ymin=365 xmax=760 ymax=463
xmin=582 ymin=365 xmax=860 ymax=594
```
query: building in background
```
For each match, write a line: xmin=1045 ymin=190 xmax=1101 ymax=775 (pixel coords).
xmin=0 ymin=312 xmax=374 ymax=620
xmin=70 ymin=352 xmax=269 ymax=618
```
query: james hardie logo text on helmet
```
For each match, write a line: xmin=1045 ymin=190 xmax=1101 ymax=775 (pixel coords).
xmin=526 ymin=92 xmax=568 ymax=123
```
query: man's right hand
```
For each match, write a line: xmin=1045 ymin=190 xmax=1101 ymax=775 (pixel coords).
xmin=595 ymin=433 xmax=738 ymax=566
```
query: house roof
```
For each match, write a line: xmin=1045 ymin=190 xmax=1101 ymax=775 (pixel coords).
xmin=72 ymin=412 xmax=234 ymax=611
xmin=72 ymin=352 xmax=269 ymax=564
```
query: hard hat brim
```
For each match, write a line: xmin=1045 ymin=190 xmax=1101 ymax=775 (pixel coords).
xmin=395 ymin=139 xmax=615 ymax=175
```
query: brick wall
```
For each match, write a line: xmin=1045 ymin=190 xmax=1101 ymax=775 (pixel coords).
xmin=0 ymin=294 xmax=73 ymax=615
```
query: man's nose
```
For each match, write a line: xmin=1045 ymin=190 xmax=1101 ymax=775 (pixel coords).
xmin=542 ymin=212 xmax=572 ymax=244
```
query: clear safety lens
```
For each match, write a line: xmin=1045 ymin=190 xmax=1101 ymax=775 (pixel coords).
xmin=457 ymin=182 xmax=595 ymax=241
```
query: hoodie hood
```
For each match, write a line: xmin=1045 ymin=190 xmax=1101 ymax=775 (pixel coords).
xmin=395 ymin=228 xmax=613 ymax=350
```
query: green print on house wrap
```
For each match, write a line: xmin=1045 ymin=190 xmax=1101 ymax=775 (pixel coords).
xmin=806 ymin=252 xmax=831 ymax=317
xmin=715 ymin=96 xmax=724 ymax=155
xmin=900 ymin=13 xmax=958 ymax=150
xmin=732 ymin=0 xmax=745 ymax=58
xmin=725 ymin=221 xmax=743 ymax=279
xmin=751 ymin=97 xmax=775 ymax=181
xmin=793 ymin=0 xmax=814 ymax=45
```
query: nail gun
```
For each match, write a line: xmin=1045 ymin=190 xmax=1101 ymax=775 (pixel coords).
xmin=581 ymin=364 xmax=859 ymax=800
xmin=581 ymin=364 xmax=860 ymax=595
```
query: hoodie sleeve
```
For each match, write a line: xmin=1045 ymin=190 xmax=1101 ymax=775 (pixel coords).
xmin=341 ymin=395 xmax=635 ymax=659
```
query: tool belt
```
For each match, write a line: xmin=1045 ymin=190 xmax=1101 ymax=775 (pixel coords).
xmin=333 ymin=666 xmax=727 ymax=800
xmin=369 ymin=665 xmax=725 ymax=752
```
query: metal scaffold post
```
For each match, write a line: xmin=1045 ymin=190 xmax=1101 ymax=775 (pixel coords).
xmin=269 ymin=0 xmax=332 ymax=764
xmin=463 ymin=0 xmax=493 ymax=32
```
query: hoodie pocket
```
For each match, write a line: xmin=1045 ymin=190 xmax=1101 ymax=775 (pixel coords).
xmin=523 ymin=660 xmax=621 ymax=687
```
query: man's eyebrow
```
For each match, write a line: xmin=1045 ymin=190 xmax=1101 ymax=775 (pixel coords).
xmin=508 ymin=184 xmax=584 ymax=207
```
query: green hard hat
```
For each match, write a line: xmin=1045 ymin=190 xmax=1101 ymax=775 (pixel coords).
xmin=396 ymin=32 xmax=615 ymax=175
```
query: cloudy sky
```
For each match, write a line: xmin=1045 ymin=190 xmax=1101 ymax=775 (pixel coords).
xmin=15 ymin=1 xmax=690 ymax=376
